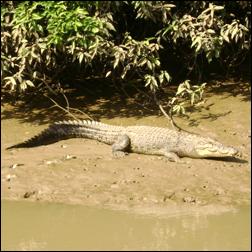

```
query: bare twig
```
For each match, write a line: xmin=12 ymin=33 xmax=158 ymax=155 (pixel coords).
xmin=68 ymin=107 xmax=94 ymax=120
xmin=44 ymin=94 xmax=79 ymax=120
xmin=153 ymin=93 xmax=177 ymax=130
xmin=153 ymin=93 xmax=195 ymax=133
xmin=111 ymin=78 xmax=155 ymax=112
xmin=158 ymin=102 xmax=176 ymax=129
xmin=60 ymin=89 xmax=69 ymax=111
xmin=44 ymin=92 xmax=94 ymax=121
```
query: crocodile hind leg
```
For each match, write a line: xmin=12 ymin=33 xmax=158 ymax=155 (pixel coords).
xmin=112 ymin=134 xmax=130 ymax=158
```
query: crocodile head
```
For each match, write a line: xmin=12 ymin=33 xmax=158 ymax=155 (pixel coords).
xmin=192 ymin=138 xmax=241 ymax=158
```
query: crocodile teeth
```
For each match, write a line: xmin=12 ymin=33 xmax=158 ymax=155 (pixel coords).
xmin=220 ymin=149 xmax=229 ymax=154
xmin=208 ymin=147 xmax=217 ymax=152
xmin=198 ymin=144 xmax=213 ymax=149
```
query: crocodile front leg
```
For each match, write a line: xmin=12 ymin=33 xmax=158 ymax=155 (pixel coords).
xmin=112 ymin=134 xmax=130 ymax=158
xmin=157 ymin=148 xmax=181 ymax=162
xmin=163 ymin=151 xmax=181 ymax=162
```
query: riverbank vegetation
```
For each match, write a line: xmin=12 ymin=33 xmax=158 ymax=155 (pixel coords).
xmin=1 ymin=1 xmax=250 ymax=118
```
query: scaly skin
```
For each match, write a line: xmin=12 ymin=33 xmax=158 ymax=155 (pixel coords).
xmin=7 ymin=120 xmax=241 ymax=162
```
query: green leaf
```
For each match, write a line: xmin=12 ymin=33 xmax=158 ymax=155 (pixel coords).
xmin=231 ymin=27 xmax=238 ymax=40
xmin=176 ymin=86 xmax=185 ymax=95
xmin=92 ymin=27 xmax=99 ymax=33
xmin=139 ymin=59 xmax=147 ymax=66
xmin=145 ymin=78 xmax=151 ymax=87
xmin=207 ymin=29 xmax=215 ymax=34
xmin=147 ymin=60 xmax=152 ymax=70
xmin=239 ymin=24 xmax=249 ymax=32
xmin=106 ymin=22 xmax=116 ymax=31
xmin=222 ymin=34 xmax=230 ymax=43
xmin=4 ymin=77 xmax=16 ymax=86
xmin=151 ymin=77 xmax=158 ymax=87
xmin=20 ymin=82 xmax=27 ymax=90
xmin=195 ymin=42 xmax=202 ymax=52
xmin=32 ymin=14 xmax=42 ymax=20
xmin=33 ymin=71 xmax=37 ymax=79
xmin=79 ymin=53 xmax=84 ymax=64
xmin=191 ymin=92 xmax=195 ymax=105
xmin=184 ymin=80 xmax=190 ymax=89
xmin=159 ymin=74 xmax=164 ymax=84
xmin=213 ymin=5 xmax=224 ymax=11
xmin=113 ymin=58 xmax=119 ymax=69
xmin=191 ymin=36 xmax=201 ymax=48
xmin=105 ymin=71 xmax=112 ymax=77
xmin=164 ymin=72 xmax=171 ymax=82
xmin=155 ymin=59 xmax=160 ymax=67
xmin=26 ymin=80 xmax=35 ymax=87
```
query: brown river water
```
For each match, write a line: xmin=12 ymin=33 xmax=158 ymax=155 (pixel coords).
xmin=1 ymin=200 xmax=251 ymax=251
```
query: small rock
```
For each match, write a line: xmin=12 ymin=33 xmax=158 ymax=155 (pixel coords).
xmin=64 ymin=155 xmax=77 ymax=160
xmin=24 ymin=191 xmax=36 ymax=198
xmin=6 ymin=174 xmax=16 ymax=182
xmin=215 ymin=188 xmax=225 ymax=195
xmin=133 ymin=167 xmax=140 ymax=170
xmin=165 ymin=192 xmax=176 ymax=200
xmin=184 ymin=188 xmax=190 ymax=192
xmin=110 ymin=184 xmax=119 ymax=189
xmin=61 ymin=144 xmax=67 ymax=148
xmin=9 ymin=163 xmax=24 ymax=169
xmin=163 ymin=195 xmax=169 ymax=202
xmin=10 ymin=164 xmax=17 ymax=169
xmin=183 ymin=196 xmax=197 ymax=203
xmin=83 ymin=168 xmax=88 ymax=171
xmin=45 ymin=160 xmax=58 ymax=165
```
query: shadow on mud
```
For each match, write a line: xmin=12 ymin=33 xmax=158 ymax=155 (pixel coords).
xmin=1 ymin=79 xmax=161 ymax=125
xmin=1 ymin=78 xmax=250 ymax=126
xmin=206 ymin=156 xmax=248 ymax=164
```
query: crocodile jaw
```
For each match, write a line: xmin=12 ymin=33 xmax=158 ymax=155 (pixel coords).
xmin=194 ymin=144 xmax=240 ymax=158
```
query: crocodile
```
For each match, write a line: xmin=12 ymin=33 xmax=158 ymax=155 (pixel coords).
xmin=7 ymin=120 xmax=241 ymax=162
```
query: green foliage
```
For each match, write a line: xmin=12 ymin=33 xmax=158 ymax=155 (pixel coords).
xmin=170 ymin=80 xmax=207 ymax=115
xmin=156 ymin=2 xmax=250 ymax=68
xmin=1 ymin=1 xmax=115 ymax=92
xmin=1 ymin=1 xmax=250 ymax=116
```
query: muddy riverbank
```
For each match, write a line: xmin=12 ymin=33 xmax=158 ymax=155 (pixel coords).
xmin=1 ymin=80 xmax=251 ymax=216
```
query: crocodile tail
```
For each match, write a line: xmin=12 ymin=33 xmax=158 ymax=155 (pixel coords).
xmin=6 ymin=120 xmax=121 ymax=149
xmin=6 ymin=124 xmax=75 ymax=149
